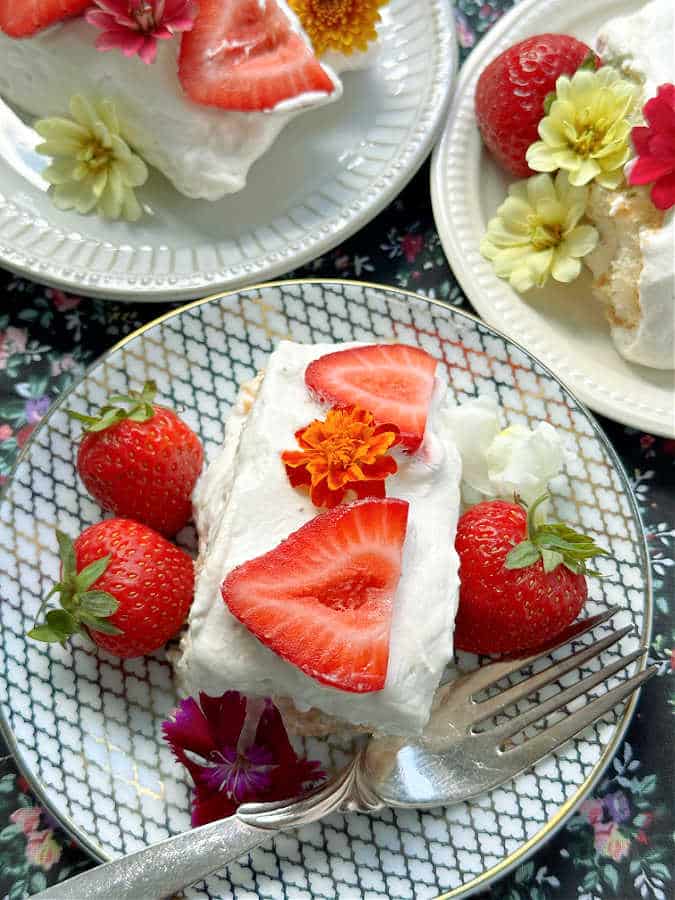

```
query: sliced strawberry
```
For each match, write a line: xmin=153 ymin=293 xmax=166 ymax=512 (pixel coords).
xmin=178 ymin=0 xmax=336 ymax=113
xmin=305 ymin=344 xmax=438 ymax=452
xmin=221 ymin=498 xmax=409 ymax=693
xmin=0 ymin=0 xmax=89 ymax=37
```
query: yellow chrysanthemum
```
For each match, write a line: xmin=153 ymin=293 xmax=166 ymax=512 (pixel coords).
xmin=526 ymin=67 xmax=638 ymax=190
xmin=480 ymin=171 xmax=599 ymax=293
xmin=35 ymin=95 xmax=148 ymax=222
xmin=289 ymin=0 xmax=389 ymax=56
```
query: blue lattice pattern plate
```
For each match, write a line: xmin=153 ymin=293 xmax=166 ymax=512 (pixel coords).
xmin=0 ymin=281 xmax=651 ymax=898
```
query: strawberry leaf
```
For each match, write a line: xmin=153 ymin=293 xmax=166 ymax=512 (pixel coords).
xmin=505 ymin=540 xmax=541 ymax=569
xmin=74 ymin=555 xmax=111 ymax=592
xmin=579 ymin=50 xmax=599 ymax=71
xmin=26 ymin=625 xmax=62 ymax=644
xmin=543 ymin=90 xmax=557 ymax=115
xmin=45 ymin=609 xmax=78 ymax=641
xmin=80 ymin=591 xmax=118 ymax=617
xmin=55 ymin=529 xmax=76 ymax=580
xmin=28 ymin=529 xmax=122 ymax=648
xmin=541 ymin=548 xmax=564 ymax=573
xmin=79 ymin=614 xmax=122 ymax=635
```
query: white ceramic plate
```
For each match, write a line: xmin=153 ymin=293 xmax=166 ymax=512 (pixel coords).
xmin=430 ymin=0 xmax=675 ymax=438
xmin=0 ymin=281 xmax=650 ymax=899
xmin=0 ymin=0 xmax=455 ymax=303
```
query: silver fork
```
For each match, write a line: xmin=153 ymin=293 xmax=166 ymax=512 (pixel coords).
xmin=36 ymin=606 xmax=656 ymax=900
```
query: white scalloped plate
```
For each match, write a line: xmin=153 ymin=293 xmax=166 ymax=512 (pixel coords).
xmin=0 ymin=0 xmax=456 ymax=302
xmin=430 ymin=0 xmax=675 ymax=438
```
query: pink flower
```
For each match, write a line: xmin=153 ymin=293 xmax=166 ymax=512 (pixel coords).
xmin=628 ymin=83 xmax=675 ymax=211
xmin=581 ymin=797 xmax=605 ymax=826
xmin=51 ymin=354 xmax=77 ymax=377
xmin=10 ymin=807 xmax=42 ymax=836
xmin=86 ymin=0 xmax=197 ymax=65
xmin=594 ymin=822 xmax=631 ymax=861
xmin=0 ymin=424 xmax=12 ymax=442
xmin=0 ymin=327 xmax=28 ymax=370
xmin=604 ymin=824 xmax=631 ymax=862
xmin=163 ymin=691 xmax=324 ymax=827
xmin=593 ymin=820 xmax=614 ymax=854
xmin=16 ymin=424 xmax=36 ymax=448
xmin=25 ymin=830 xmax=62 ymax=871
xmin=47 ymin=289 xmax=81 ymax=312
xmin=400 ymin=234 xmax=424 ymax=263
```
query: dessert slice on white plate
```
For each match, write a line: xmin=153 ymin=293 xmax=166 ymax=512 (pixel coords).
xmin=0 ymin=0 xmax=361 ymax=200
xmin=175 ymin=341 xmax=462 ymax=738
xmin=585 ymin=0 xmax=675 ymax=370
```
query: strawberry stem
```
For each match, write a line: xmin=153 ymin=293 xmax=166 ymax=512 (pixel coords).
xmin=66 ymin=380 xmax=157 ymax=433
xmin=505 ymin=493 xmax=610 ymax=577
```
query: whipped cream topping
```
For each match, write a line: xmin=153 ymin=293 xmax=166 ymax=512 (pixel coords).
xmin=592 ymin=0 xmax=675 ymax=369
xmin=0 ymin=0 xmax=378 ymax=200
xmin=176 ymin=341 xmax=462 ymax=737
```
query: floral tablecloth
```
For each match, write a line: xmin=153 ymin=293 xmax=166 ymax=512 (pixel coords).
xmin=0 ymin=1 xmax=673 ymax=898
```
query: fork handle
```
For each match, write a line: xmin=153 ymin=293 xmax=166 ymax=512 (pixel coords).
xmin=33 ymin=815 xmax=274 ymax=900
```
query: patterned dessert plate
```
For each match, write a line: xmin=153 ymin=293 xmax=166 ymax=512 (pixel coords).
xmin=0 ymin=0 xmax=455 ymax=303
xmin=0 ymin=281 xmax=651 ymax=899
xmin=430 ymin=0 xmax=675 ymax=438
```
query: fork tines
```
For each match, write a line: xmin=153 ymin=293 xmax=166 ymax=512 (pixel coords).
xmin=456 ymin=606 xmax=657 ymax=769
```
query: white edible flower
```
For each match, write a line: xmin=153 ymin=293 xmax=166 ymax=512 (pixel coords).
xmin=35 ymin=95 xmax=148 ymax=222
xmin=442 ymin=396 xmax=568 ymax=509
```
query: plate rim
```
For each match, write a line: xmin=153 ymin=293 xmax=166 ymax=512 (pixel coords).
xmin=0 ymin=277 xmax=654 ymax=899
xmin=429 ymin=0 xmax=675 ymax=439
xmin=0 ymin=0 xmax=457 ymax=303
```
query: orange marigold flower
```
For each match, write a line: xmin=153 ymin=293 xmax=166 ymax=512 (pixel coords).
xmin=288 ymin=0 xmax=389 ymax=57
xmin=282 ymin=405 xmax=400 ymax=508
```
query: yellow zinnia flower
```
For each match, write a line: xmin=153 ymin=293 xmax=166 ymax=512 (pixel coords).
xmin=35 ymin=95 xmax=148 ymax=222
xmin=289 ymin=0 xmax=389 ymax=57
xmin=480 ymin=171 xmax=599 ymax=292
xmin=526 ymin=67 xmax=638 ymax=190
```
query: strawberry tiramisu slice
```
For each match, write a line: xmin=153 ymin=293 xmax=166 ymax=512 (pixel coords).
xmin=174 ymin=341 xmax=462 ymax=738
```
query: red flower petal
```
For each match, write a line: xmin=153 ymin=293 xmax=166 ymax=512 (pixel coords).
xmin=648 ymin=133 xmax=675 ymax=159
xmin=199 ymin=690 xmax=247 ymax=751
xmin=651 ymin=171 xmax=675 ymax=210
xmin=631 ymin=126 xmax=651 ymax=156
xmin=351 ymin=479 xmax=387 ymax=499
xmin=191 ymin=786 xmax=238 ymax=828
xmin=162 ymin=697 xmax=216 ymax=759
xmin=644 ymin=94 xmax=675 ymax=132
xmin=629 ymin=156 xmax=675 ymax=185
xmin=254 ymin=700 xmax=296 ymax=769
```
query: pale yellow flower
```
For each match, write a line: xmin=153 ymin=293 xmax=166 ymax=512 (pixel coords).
xmin=35 ymin=95 xmax=148 ymax=222
xmin=480 ymin=171 xmax=599 ymax=292
xmin=526 ymin=67 xmax=638 ymax=190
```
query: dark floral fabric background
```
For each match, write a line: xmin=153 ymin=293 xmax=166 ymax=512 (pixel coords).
xmin=0 ymin=1 xmax=673 ymax=898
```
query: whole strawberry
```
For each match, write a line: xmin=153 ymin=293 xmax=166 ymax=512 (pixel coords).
xmin=475 ymin=34 xmax=599 ymax=177
xmin=28 ymin=520 xmax=194 ymax=658
xmin=454 ymin=494 xmax=609 ymax=655
xmin=69 ymin=381 xmax=203 ymax=537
